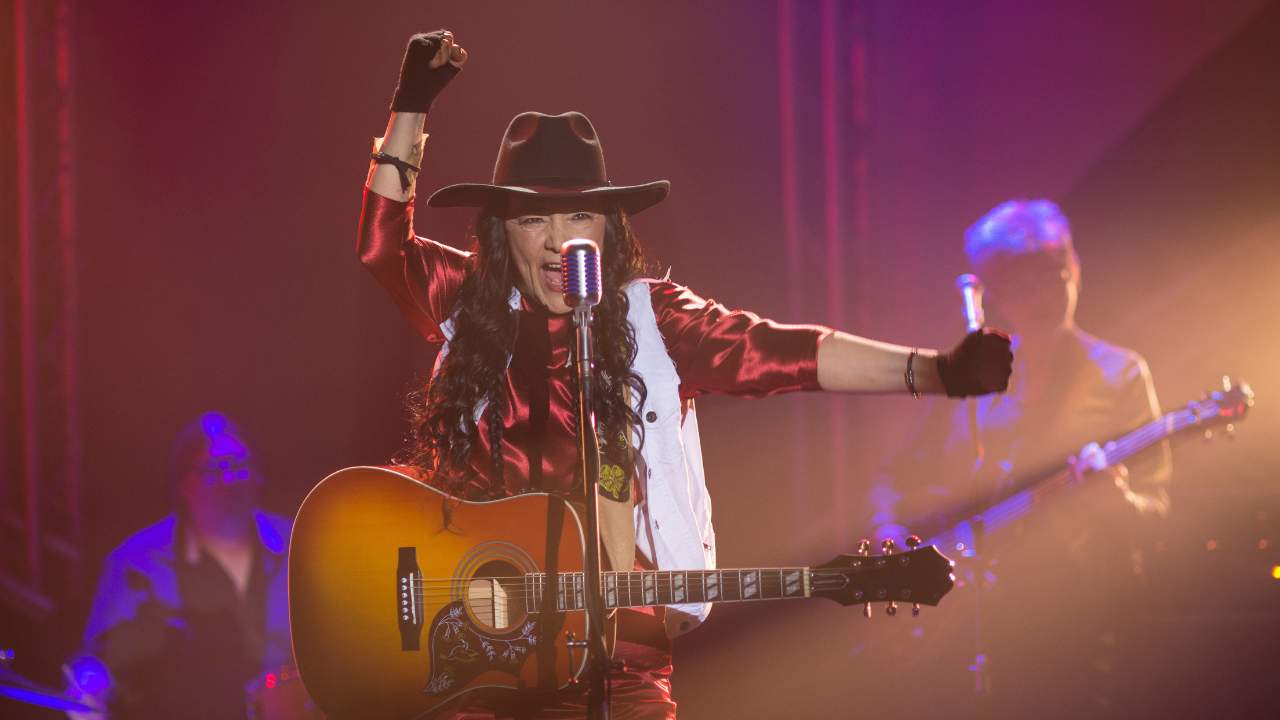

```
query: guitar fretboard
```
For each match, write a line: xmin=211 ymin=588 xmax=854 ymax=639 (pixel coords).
xmin=524 ymin=568 xmax=810 ymax=613
xmin=1101 ymin=401 xmax=1218 ymax=467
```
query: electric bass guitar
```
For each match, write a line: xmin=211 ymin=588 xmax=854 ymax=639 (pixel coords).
xmin=918 ymin=376 xmax=1254 ymax=556
xmin=288 ymin=466 xmax=955 ymax=719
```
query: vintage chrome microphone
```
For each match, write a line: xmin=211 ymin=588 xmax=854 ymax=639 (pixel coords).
xmin=562 ymin=238 xmax=603 ymax=321
xmin=559 ymin=238 xmax=610 ymax=720
xmin=562 ymin=238 xmax=603 ymax=422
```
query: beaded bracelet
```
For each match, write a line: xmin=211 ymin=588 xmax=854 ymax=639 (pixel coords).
xmin=905 ymin=349 xmax=921 ymax=399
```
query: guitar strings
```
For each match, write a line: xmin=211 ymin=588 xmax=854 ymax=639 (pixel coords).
xmin=400 ymin=569 xmax=855 ymax=585
xmin=402 ymin=579 xmax=853 ymax=601
xmin=402 ymin=572 xmax=853 ymax=588
xmin=397 ymin=570 xmax=860 ymax=605
xmin=1081 ymin=404 xmax=1209 ymax=468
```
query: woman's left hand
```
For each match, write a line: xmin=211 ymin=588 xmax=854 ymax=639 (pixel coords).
xmin=936 ymin=328 xmax=1013 ymax=397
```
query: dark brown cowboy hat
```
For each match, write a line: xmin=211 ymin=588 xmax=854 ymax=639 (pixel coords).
xmin=427 ymin=111 xmax=670 ymax=216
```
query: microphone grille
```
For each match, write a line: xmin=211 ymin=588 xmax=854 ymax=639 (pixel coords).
xmin=561 ymin=238 xmax=602 ymax=308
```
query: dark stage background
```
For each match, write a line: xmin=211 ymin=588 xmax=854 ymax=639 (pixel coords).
xmin=3 ymin=1 xmax=1279 ymax=717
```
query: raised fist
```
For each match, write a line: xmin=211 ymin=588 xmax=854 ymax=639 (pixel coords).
xmin=936 ymin=328 xmax=1013 ymax=397
xmin=390 ymin=30 xmax=468 ymax=113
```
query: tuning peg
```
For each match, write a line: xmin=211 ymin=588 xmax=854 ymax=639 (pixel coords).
xmin=881 ymin=538 xmax=896 ymax=555
xmin=1226 ymin=423 xmax=1236 ymax=438
xmin=1222 ymin=375 xmax=1232 ymax=391
xmin=858 ymin=538 xmax=871 ymax=556
xmin=906 ymin=535 xmax=921 ymax=550
xmin=912 ymin=602 xmax=921 ymax=617
xmin=886 ymin=601 xmax=898 ymax=616
xmin=863 ymin=602 xmax=872 ymax=619
xmin=1203 ymin=429 xmax=1214 ymax=442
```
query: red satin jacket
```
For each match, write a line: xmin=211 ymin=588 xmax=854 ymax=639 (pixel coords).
xmin=358 ymin=189 xmax=831 ymax=497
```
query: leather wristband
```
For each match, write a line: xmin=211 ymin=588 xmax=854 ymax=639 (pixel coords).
xmin=936 ymin=352 xmax=969 ymax=397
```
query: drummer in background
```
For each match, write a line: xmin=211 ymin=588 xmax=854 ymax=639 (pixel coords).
xmin=64 ymin=412 xmax=292 ymax=720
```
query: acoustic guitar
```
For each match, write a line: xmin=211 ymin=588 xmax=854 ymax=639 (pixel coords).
xmin=288 ymin=466 xmax=955 ymax=718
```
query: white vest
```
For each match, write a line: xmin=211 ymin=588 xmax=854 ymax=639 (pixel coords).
xmin=436 ymin=280 xmax=716 ymax=637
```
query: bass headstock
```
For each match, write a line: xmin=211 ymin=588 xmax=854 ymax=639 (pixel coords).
xmin=1191 ymin=377 xmax=1255 ymax=437
xmin=1205 ymin=376 xmax=1254 ymax=419
xmin=811 ymin=536 xmax=955 ymax=617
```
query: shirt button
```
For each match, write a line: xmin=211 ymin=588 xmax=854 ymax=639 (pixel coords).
xmin=645 ymin=411 xmax=658 ymax=423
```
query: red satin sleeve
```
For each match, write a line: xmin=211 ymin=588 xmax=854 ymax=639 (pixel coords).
xmin=357 ymin=187 xmax=470 ymax=343
xmin=648 ymin=281 xmax=833 ymax=399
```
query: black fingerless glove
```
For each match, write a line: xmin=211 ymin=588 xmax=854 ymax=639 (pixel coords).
xmin=936 ymin=328 xmax=1013 ymax=397
xmin=389 ymin=30 xmax=460 ymax=113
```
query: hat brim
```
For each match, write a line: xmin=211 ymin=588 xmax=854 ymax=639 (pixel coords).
xmin=427 ymin=180 xmax=670 ymax=217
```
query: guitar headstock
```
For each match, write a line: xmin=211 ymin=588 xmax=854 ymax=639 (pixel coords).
xmin=811 ymin=537 xmax=955 ymax=617
xmin=1192 ymin=376 xmax=1255 ymax=429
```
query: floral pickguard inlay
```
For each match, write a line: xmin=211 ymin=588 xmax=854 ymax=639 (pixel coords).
xmin=424 ymin=602 xmax=539 ymax=694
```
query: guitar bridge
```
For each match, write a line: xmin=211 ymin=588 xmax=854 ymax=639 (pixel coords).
xmin=397 ymin=547 xmax=424 ymax=651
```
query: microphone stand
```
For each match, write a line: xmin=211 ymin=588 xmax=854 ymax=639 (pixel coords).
xmin=956 ymin=273 xmax=991 ymax=703
xmin=571 ymin=303 xmax=610 ymax=720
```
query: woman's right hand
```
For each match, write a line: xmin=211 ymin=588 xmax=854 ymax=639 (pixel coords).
xmin=430 ymin=30 xmax=468 ymax=69
xmin=370 ymin=31 xmax=468 ymax=200
xmin=389 ymin=30 xmax=468 ymax=113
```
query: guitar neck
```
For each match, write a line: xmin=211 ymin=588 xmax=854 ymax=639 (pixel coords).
xmin=1101 ymin=403 xmax=1208 ymax=466
xmin=920 ymin=401 xmax=1220 ymax=546
xmin=525 ymin=567 xmax=812 ymax=613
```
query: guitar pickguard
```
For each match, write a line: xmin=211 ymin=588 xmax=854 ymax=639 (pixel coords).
xmin=424 ymin=602 xmax=539 ymax=695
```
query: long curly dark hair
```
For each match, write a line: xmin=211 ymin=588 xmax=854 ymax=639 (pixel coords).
xmin=401 ymin=207 xmax=649 ymax=502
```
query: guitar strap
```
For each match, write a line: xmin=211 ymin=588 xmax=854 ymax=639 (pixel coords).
xmin=599 ymin=466 xmax=638 ymax=574
xmin=594 ymin=389 xmax=640 ymax=660
xmin=598 ymin=384 xmax=638 ymax=575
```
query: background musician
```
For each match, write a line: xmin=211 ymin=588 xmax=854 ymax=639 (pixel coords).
xmin=869 ymin=198 xmax=1172 ymax=718
xmin=64 ymin=413 xmax=292 ymax=720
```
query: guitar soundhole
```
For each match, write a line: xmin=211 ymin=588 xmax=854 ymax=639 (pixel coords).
xmin=466 ymin=559 xmax=527 ymax=634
